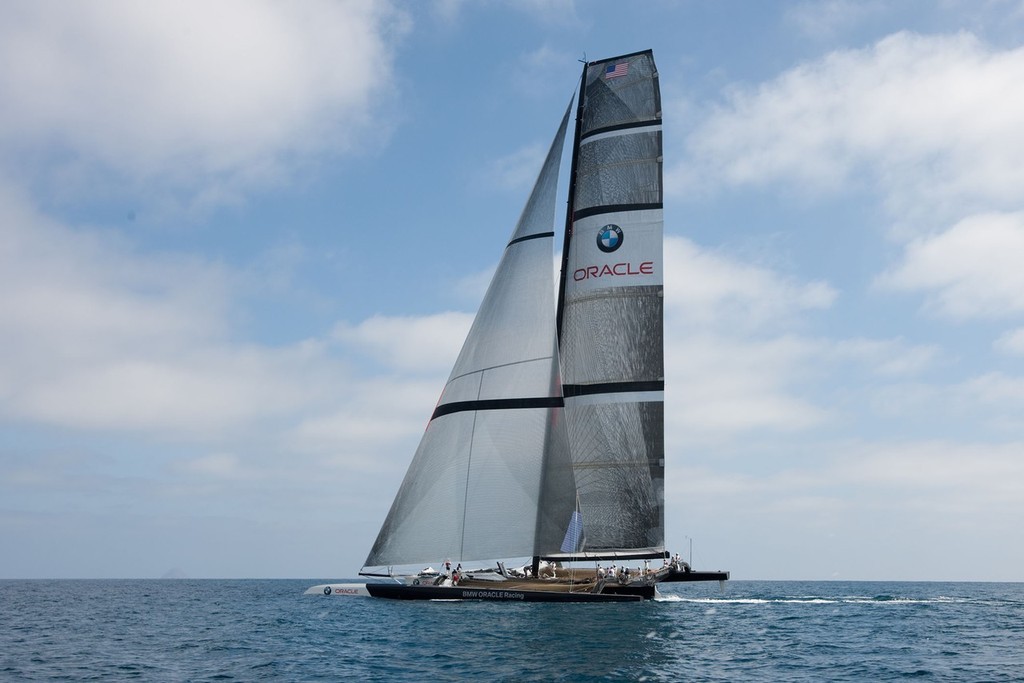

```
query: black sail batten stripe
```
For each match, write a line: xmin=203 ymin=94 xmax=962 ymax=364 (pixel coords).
xmin=562 ymin=380 xmax=664 ymax=398
xmin=507 ymin=231 xmax=554 ymax=248
xmin=580 ymin=119 xmax=661 ymax=142
xmin=431 ymin=396 xmax=564 ymax=420
xmin=573 ymin=202 xmax=662 ymax=221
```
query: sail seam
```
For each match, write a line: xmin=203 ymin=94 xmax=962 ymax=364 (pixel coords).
xmin=445 ymin=356 xmax=554 ymax=385
xmin=460 ymin=373 xmax=485 ymax=563
xmin=432 ymin=396 xmax=564 ymax=420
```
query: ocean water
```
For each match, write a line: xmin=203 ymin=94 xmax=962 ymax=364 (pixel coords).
xmin=1 ymin=579 xmax=1021 ymax=681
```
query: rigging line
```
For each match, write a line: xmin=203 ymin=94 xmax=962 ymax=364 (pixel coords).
xmin=444 ymin=355 xmax=557 ymax=385
xmin=458 ymin=371 xmax=485 ymax=564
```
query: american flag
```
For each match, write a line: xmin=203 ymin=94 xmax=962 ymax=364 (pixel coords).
xmin=604 ymin=61 xmax=628 ymax=79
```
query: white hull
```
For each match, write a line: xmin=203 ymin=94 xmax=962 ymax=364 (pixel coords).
xmin=304 ymin=583 xmax=370 ymax=597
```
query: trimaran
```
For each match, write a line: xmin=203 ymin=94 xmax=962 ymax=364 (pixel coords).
xmin=306 ymin=49 xmax=728 ymax=602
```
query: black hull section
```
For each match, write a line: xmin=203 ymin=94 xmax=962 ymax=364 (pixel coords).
xmin=365 ymin=583 xmax=643 ymax=602
xmin=598 ymin=583 xmax=657 ymax=599
xmin=660 ymin=568 xmax=730 ymax=582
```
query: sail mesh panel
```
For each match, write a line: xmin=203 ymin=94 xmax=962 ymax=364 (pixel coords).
xmin=438 ymin=239 xmax=556 ymax=403
xmin=559 ymin=285 xmax=663 ymax=383
xmin=560 ymin=50 xmax=665 ymax=555
xmin=582 ymin=56 xmax=660 ymax=131
xmin=575 ymin=132 xmax=662 ymax=208
xmin=565 ymin=401 xmax=664 ymax=549
xmin=364 ymin=103 xmax=575 ymax=569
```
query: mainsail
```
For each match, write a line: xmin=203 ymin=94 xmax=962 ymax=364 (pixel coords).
xmin=363 ymin=102 xmax=576 ymax=570
xmin=554 ymin=50 xmax=665 ymax=560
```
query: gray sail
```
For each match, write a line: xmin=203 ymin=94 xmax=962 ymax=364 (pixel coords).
xmin=554 ymin=50 xmax=666 ymax=560
xmin=363 ymin=103 xmax=576 ymax=570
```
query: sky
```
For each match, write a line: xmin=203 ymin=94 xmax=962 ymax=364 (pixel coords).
xmin=2 ymin=0 xmax=1023 ymax=581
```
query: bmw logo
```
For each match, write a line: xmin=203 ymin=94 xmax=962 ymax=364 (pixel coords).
xmin=597 ymin=224 xmax=623 ymax=253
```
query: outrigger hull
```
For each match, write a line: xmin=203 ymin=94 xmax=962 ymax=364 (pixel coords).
xmin=365 ymin=583 xmax=643 ymax=602
xmin=661 ymin=568 xmax=731 ymax=583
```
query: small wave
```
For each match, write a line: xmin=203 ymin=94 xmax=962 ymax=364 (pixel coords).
xmin=839 ymin=595 xmax=982 ymax=605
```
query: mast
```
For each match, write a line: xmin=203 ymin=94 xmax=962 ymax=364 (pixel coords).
xmin=555 ymin=62 xmax=588 ymax=343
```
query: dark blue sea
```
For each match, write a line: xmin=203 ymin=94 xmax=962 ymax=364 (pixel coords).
xmin=1 ymin=579 xmax=1021 ymax=681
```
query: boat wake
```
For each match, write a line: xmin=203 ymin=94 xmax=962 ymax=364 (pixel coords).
xmin=656 ymin=595 xmax=979 ymax=605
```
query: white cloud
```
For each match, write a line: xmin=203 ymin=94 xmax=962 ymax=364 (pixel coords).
xmin=664 ymin=236 xmax=836 ymax=332
xmin=877 ymin=211 xmax=1024 ymax=320
xmin=960 ymin=371 xmax=1024 ymax=413
xmin=488 ymin=143 xmax=548 ymax=191
xmin=0 ymin=0 xmax=406 ymax=197
xmin=0 ymin=178 xmax=474 ymax=450
xmin=674 ymin=32 xmax=1024 ymax=226
xmin=666 ymin=334 xmax=830 ymax=437
xmin=994 ymin=327 xmax=1024 ymax=355
xmin=11 ymin=348 xmax=335 ymax=436
xmin=838 ymin=440 xmax=1024 ymax=505
xmin=507 ymin=44 xmax=580 ymax=99
xmin=784 ymin=0 xmax=886 ymax=39
xmin=663 ymin=236 xmax=835 ymax=438
xmin=0 ymin=186 xmax=348 ymax=437
xmin=864 ymin=369 xmax=1024 ymax=435
xmin=828 ymin=337 xmax=940 ymax=376
xmin=432 ymin=0 xmax=578 ymax=26
xmin=176 ymin=453 xmax=243 ymax=478
xmin=661 ymin=236 xmax=948 ymax=440
xmin=289 ymin=375 xmax=440 ymax=463
xmin=0 ymin=191 xmax=228 ymax=356
xmin=668 ymin=437 xmax=1024 ymax=579
xmin=332 ymin=311 xmax=473 ymax=373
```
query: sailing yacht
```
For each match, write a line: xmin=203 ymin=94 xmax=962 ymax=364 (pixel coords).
xmin=307 ymin=50 xmax=728 ymax=602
